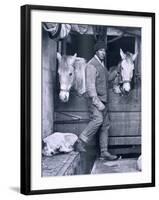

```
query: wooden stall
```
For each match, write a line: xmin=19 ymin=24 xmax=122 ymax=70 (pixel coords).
xmin=54 ymin=26 xmax=141 ymax=153
xmin=42 ymin=24 xmax=141 ymax=175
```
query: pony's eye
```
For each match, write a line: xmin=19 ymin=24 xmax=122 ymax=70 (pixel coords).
xmin=69 ymin=73 xmax=72 ymax=76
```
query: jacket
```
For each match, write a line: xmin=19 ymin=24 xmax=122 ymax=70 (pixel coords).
xmin=86 ymin=55 xmax=108 ymax=105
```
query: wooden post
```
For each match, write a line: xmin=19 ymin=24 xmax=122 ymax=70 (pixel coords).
xmin=104 ymin=27 xmax=107 ymax=69
xmin=42 ymin=29 xmax=57 ymax=138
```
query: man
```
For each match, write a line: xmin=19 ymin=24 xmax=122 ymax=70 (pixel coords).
xmin=76 ymin=40 xmax=118 ymax=161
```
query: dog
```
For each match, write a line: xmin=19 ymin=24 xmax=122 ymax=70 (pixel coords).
xmin=42 ymin=132 xmax=78 ymax=157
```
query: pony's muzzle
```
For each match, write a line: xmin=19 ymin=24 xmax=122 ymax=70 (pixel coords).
xmin=122 ymin=82 xmax=131 ymax=93
xmin=59 ymin=91 xmax=70 ymax=102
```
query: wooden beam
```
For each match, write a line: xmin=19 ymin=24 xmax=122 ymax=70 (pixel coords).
xmin=109 ymin=136 xmax=141 ymax=145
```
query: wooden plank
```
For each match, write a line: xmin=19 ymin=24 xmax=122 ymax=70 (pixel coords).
xmin=110 ymin=123 xmax=141 ymax=136
xmin=54 ymin=88 xmax=141 ymax=112
xmin=54 ymin=111 xmax=89 ymax=136
xmin=54 ymin=111 xmax=141 ymax=137
xmin=42 ymin=30 xmax=57 ymax=138
xmin=54 ymin=123 xmax=81 ymax=135
xmin=54 ymin=76 xmax=141 ymax=112
xmin=108 ymin=88 xmax=141 ymax=112
xmin=42 ymin=82 xmax=54 ymax=137
xmin=54 ymin=91 xmax=89 ymax=112
xmin=109 ymin=145 xmax=141 ymax=155
xmin=54 ymin=122 xmax=141 ymax=137
xmin=54 ymin=111 xmax=89 ymax=121
xmin=107 ymin=27 xmax=141 ymax=36
xmin=54 ymin=111 xmax=141 ymax=120
xmin=109 ymin=136 xmax=141 ymax=145
xmin=91 ymin=158 xmax=140 ymax=174
xmin=110 ymin=112 xmax=140 ymax=120
xmin=42 ymin=152 xmax=80 ymax=176
xmin=68 ymin=27 xmax=141 ymax=36
xmin=109 ymin=112 xmax=141 ymax=136
xmin=55 ymin=111 xmax=140 ymax=121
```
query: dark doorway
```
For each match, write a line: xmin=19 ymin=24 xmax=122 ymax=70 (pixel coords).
xmin=107 ymin=36 xmax=135 ymax=69
xmin=66 ymin=34 xmax=96 ymax=62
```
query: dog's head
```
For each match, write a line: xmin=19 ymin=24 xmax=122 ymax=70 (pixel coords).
xmin=42 ymin=140 xmax=58 ymax=157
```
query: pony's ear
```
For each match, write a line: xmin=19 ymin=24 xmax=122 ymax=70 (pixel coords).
xmin=73 ymin=53 xmax=77 ymax=61
xmin=132 ymin=52 xmax=138 ymax=61
xmin=57 ymin=52 xmax=62 ymax=63
xmin=70 ymin=53 xmax=77 ymax=65
xmin=120 ymin=49 xmax=126 ymax=60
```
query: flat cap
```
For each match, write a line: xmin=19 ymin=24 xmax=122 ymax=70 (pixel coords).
xmin=94 ymin=40 xmax=106 ymax=52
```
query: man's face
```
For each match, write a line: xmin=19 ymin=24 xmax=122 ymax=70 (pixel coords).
xmin=96 ymin=48 xmax=106 ymax=61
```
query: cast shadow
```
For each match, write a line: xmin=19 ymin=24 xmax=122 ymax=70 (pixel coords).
xmin=9 ymin=186 xmax=20 ymax=193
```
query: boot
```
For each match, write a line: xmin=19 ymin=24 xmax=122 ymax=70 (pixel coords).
xmin=100 ymin=151 xmax=118 ymax=161
xmin=75 ymin=139 xmax=86 ymax=152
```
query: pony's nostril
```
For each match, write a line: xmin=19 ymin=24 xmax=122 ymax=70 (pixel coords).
xmin=64 ymin=96 xmax=67 ymax=101
xmin=51 ymin=152 xmax=54 ymax=155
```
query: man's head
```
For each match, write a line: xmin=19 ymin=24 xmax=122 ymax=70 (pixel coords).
xmin=94 ymin=41 xmax=106 ymax=61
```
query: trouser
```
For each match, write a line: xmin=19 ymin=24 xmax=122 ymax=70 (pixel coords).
xmin=79 ymin=100 xmax=110 ymax=153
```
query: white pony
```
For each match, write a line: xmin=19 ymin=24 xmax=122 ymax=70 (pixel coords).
xmin=57 ymin=53 xmax=86 ymax=102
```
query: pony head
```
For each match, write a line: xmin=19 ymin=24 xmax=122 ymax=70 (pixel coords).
xmin=57 ymin=52 xmax=77 ymax=102
xmin=120 ymin=48 xmax=137 ymax=93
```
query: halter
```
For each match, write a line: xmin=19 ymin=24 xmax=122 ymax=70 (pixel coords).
xmin=113 ymin=64 xmax=132 ymax=96
xmin=122 ymin=80 xmax=131 ymax=84
xmin=60 ymin=88 xmax=70 ymax=93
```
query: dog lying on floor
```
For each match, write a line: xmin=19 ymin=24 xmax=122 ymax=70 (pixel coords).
xmin=42 ymin=132 xmax=78 ymax=157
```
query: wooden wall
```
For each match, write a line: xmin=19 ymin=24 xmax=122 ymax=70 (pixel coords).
xmin=42 ymin=29 xmax=57 ymax=138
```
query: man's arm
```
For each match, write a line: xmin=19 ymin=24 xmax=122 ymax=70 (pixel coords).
xmin=86 ymin=64 xmax=105 ymax=111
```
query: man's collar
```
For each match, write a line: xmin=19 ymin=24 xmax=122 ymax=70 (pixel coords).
xmin=94 ymin=55 xmax=105 ymax=67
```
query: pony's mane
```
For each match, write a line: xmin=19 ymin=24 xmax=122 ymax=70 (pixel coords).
xmin=58 ymin=55 xmax=87 ymax=95
xmin=74 ymin=57 xmax=86 ymax=68
xmin=73 ymin=57 xmax=87 ymax=95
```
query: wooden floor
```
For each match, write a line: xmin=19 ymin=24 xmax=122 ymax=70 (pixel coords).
xmin=91 ymin=158 xmax=140 ymax=174
xmin=42 ymin=152 xmax=80 ymax=176
xmin=42 ymin=151 xmax=140 ymax=176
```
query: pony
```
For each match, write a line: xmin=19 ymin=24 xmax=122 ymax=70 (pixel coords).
xmin=57 ymin=53 xmax=86 ymax=102
xmin=56 ymin=49 xmax=137 ymax=102
xmin=112 ymin=49 xmax=138 ymax=95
